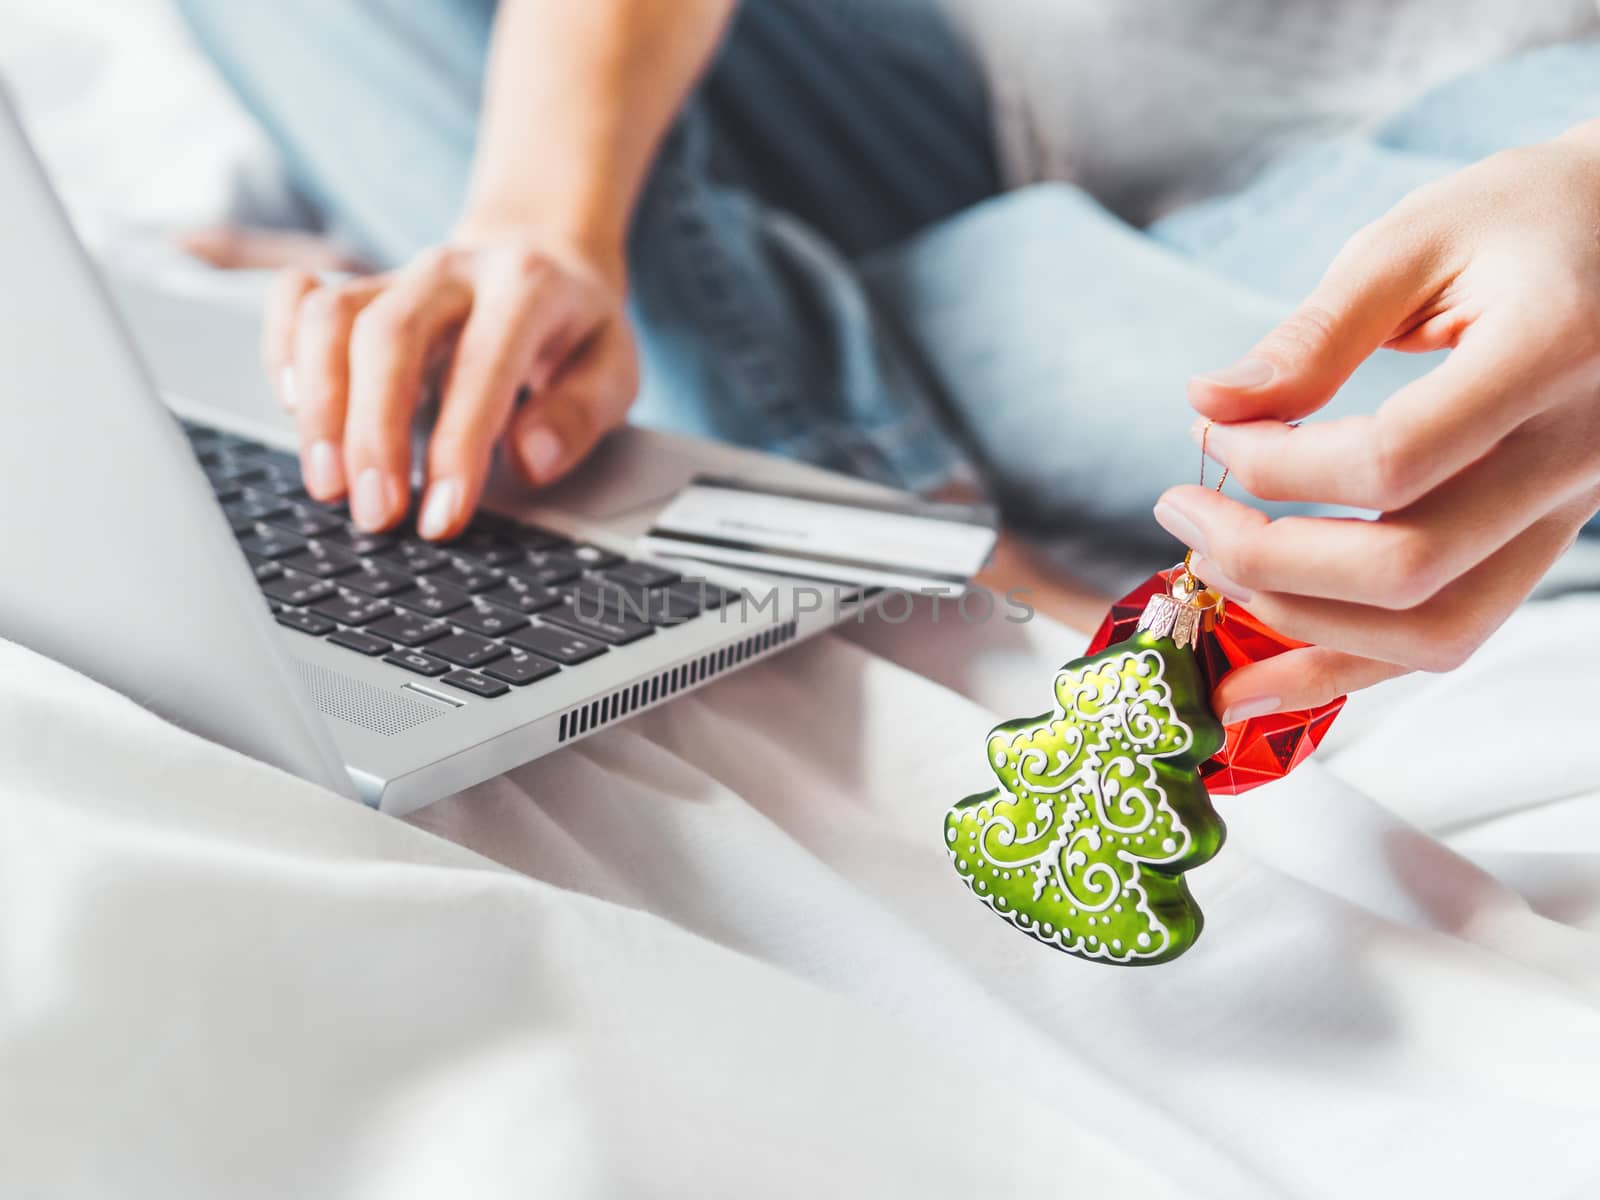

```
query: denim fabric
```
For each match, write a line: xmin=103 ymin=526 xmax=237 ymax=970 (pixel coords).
xmin=173 ymin=0 xmax=1600 ymax=585
xmin=624 ymin=0 xmax=996 ymax=489
xmin=172 ymin=0 xmax=997 ymax=493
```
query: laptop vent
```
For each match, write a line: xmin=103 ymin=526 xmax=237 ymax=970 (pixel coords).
xmin=295 ymin=661 xmax=447 ymax=737
xmin=556 ymin=620 xmax=798 ymax=744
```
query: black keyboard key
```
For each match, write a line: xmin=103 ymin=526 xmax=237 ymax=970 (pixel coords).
xmin=386 ymin=541 xmax=452 ymax=574
xmin=655 ymin=591 xmax=705 ymax=624
xmin=569 ymin=543 xmax=624 ymax=569
xmin=284 ymin=542 xmax=359 ymax=579
xmin=258 ymin=475 xmax=307 ymax=498
xmin=262 ymin=573 xmax=338 ymax=607
xmin=483 ymin=577 xmax=562 ymax=614
xmin=567 ymin=581 xmax=653 ymax=618
xmin=468 ymin=514 xmax=569 ymax=553
xmin=211 ymin=482 xmax=245 ymax=504
xmin=506 ymin=623 xmax=609 ymax=665
xmin=392 ymin=577 xmax=470 ymax=617
xmin=209 ymin=461 xmax=270 ymax=487
xmin=268 ymin=503 xmax=344 ymax=539
xmin=453 ymin=603 xmax=528 ymax=638
xmin=383 ymin=649 xmax=450 ymax=677
xmin=505 ymin=523 xmax=572 ymax=553
xmin=249 ymin=457 xmax=306 ymax=492
xmin=342 ymin=561 xmax=415 ymax=599
xmin=672 ymin=579 xmax=741 ymax=609
xmin=322 ymin=523 xmax=396 ymax=556
xmin=252 ymin=560 xmax=284 ymax=583
xmin=430 ymin=559 xmax=501 ymax=593
xmin=659 ymin=584 xmax=709 ymax=614
xmin=276 ymin=608 xmax=336 ymax=635
xmin=428 ymin=632 xmax=507 ymax=669
xmin=441 ymin=669 xmax=510 ymax=699
xmin=327 ymin=628 xmax=392 ymax=657
xmin=597 ymin=584 xmax=701 ymax=625
xmin=251 ymin=447 xmax=301 ymax=473
xmin=224 ymin=491 xmax=292 ymax=524
xmin=604 ymin=561 xmax=680 ymax=590
xmin=239 ymin=525 xmax=305 ymax=560
xmin=541 ymin=605 xmax=654 ymax=646
xmin=502 ymin=553 xmax=583 ymax=588
xmin=310 ymin=594 xmax=391 ymax=627
xmin=454 ymin=529 xmax=527 ymax=565
xmin=368 ymin=612 xmax=450 ymax=647
xmin=482 ymin=651 xmax=560 ymax=686
xmin=550 ymin=582 xmax=656 ymax=640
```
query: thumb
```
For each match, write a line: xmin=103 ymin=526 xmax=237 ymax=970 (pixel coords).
xmin=1188 ymin=222 xmax=1442 ymax=423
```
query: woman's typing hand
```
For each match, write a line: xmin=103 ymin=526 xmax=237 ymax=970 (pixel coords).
xmin=265 ymin=232 xmax=637 ymax=541
xmin=256 ymin=0 xmax=733 ymax=540
xmin=1153 ymin=119 xmax=1600 ymax=722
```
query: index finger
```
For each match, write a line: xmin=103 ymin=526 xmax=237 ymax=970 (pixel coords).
xmin=1202 ymin=317 xmax=1557 ymax=510
xmin=1188 ymin=218 xmax=1448 ymax=424
xmin=418 ymin=268 xmax=591 ymax=541
xmin=342 ymin=256 xmax=473 ymax=530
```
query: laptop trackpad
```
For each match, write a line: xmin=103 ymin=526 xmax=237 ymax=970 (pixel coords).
xmin=510 ymin=427 xmax=700 ymax=519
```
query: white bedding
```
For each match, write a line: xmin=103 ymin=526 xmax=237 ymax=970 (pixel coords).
xmin=3 ymin=7 xmax=1600 ymax=1196
xmin=2 ymin=597 xmax=1599 ymax=1199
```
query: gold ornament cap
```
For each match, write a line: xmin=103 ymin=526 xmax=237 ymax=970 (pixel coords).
xmin=1135 ymin=567 xmax=1225 ymax=652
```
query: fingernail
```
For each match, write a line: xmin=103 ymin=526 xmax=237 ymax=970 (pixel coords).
xmin=1189 ymin=554 xmax=1254 ymax=604
xmin=1221 ymin=696 xmax=1281 ymax=725
xmin=521 ymin=426 xmax=563 ymax=481
xmin=279 ymin=365 xmax=298 ymax=411
xmin=1153 ymin=500 xmax=1209 ymax=558
xmin=306 ymin=439 xmax=344 ymax=498
xmin=1197 ymin=358 xmax=1274 ymax=390
xmin=352 ymin=467 xmax=395 ymax=530
xmin=418 ymin=477 xmax=461 ymax=540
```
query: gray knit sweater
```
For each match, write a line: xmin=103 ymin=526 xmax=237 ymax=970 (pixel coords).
xmin=950 ymin=0 xmax=1600 ymax=222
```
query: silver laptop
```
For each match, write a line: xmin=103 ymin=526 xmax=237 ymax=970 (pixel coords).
xmin=0 ymin=93 xmax=883 ymax=815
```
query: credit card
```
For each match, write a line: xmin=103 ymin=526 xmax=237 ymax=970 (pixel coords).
xmin=639 ymin=475 xmax=999 ymax=591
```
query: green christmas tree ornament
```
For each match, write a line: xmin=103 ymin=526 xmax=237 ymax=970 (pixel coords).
xmin=945 ymin=570 xmax=1228 ymax=965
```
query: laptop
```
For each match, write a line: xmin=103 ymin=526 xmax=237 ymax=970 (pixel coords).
xmin=0 ymin=92 xmax=892 ymax=815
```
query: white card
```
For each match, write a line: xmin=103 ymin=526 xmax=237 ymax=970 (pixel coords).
xmin=639 ymin=476 xmax=998 ymax=591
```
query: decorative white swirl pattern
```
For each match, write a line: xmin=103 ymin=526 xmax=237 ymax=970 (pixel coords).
xmin=947 ymin=648 xmax=1206 ymax=963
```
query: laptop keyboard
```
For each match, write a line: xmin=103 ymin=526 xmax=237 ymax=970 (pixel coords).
xmin=183 ymin=421 xmax=738 ymax=702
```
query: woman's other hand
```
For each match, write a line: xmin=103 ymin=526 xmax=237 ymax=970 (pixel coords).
xmin=1154 ymin=119 xmax=1600 ymax=722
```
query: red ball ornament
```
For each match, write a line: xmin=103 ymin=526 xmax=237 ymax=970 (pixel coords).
xmin=1085 ymin=568 xmax=1344 ymax=795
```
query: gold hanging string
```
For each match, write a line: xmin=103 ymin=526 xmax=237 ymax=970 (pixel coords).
xmin=1197 ymin=419 xmax=1230 ymax=494
xmin=1181 ymin=419 xmax=1230 ymax=577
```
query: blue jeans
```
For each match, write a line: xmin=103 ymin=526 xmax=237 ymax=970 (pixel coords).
xmin=174 ymin=0 xmax=1600 ymax=586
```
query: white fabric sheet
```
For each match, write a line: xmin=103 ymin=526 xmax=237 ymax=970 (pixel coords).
xmin=3 ymin=598 xmax=1599 ymax=1199
xmin=3 ymin=7 xmax=1599 ymax=1195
